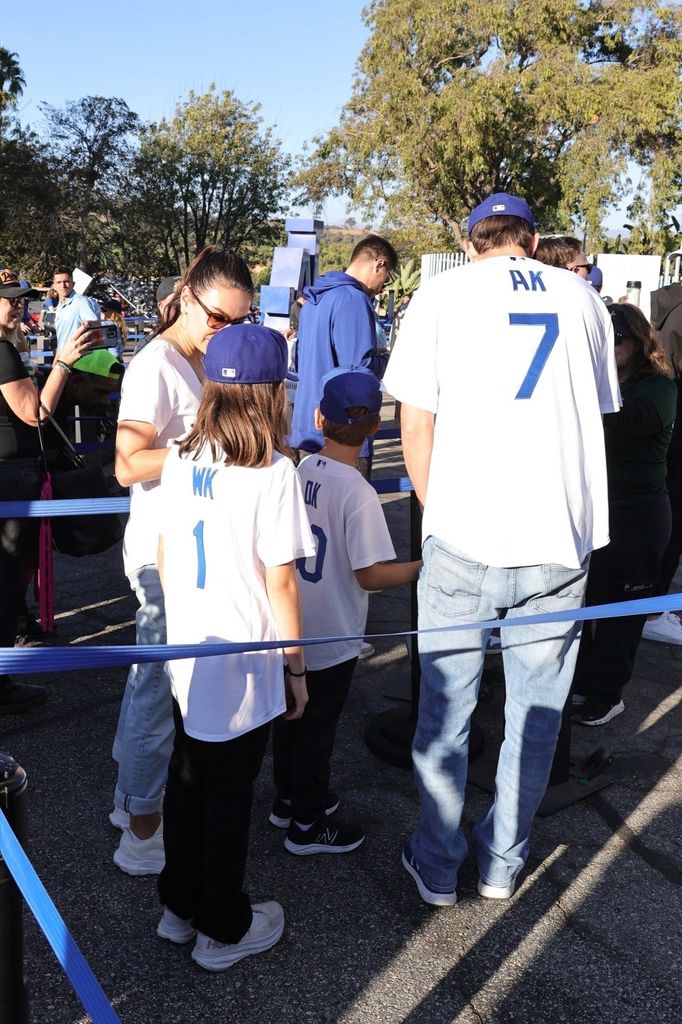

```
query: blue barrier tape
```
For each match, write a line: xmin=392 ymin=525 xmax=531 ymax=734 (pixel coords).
xmin=0 ymin=813 xmax=121 ymax=1024
xmin=0 ymin=477 xmax=413 ymax=518
xmin=73 ymin=442 xmax=112 ymax=454
xmin=374 ymin=427 xmax=401 ymax=440
xmin=0 ymin=498 xmax=130 ymax=517
xmin=1 ymin=592 xmax=681 ymax=675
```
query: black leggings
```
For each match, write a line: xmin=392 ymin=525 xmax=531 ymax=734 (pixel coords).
xmin=0 ymin=459 xmax=40 ymax=651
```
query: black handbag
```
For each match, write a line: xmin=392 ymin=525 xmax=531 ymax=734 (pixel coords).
xmin=37 ymin=406 xmax=124 ymax=557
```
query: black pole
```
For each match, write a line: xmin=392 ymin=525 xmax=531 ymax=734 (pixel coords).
xmin=0 ymin=753 xmax=29 ymax=1024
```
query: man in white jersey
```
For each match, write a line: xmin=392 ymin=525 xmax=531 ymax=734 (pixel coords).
xmin=383 ymin=192 xmax=620 ymax=906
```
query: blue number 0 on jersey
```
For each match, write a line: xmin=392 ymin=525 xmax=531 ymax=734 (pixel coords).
xmin=509 ymin=313 xmax=559 ymax=399
xmin=296 ymin=525 xmax=327 ymax=584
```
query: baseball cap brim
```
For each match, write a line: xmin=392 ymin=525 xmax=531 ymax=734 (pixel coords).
xmin=72 ymin=350 xmax=125 ymax=378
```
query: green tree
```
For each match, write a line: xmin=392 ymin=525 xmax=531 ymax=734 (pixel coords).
xmin=131 ymin=85 xmax=291 ymax=271
xmin=297 ymin=0 xmax=682 ymax=249
xmin=0 ymin=47 xmax=25 ymax=110
xmin=0 ymin=120 xmax=61 ymax=278
xmin=40 ymin=96 xmax=140 ymax=270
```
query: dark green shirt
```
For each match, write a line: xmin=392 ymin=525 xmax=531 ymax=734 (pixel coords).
xmin=603 ymin=372 xmax=677 ymax=506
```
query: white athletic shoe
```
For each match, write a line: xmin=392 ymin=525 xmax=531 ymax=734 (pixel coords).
xmin=109 ymin=807 xmax=130 ymax=830
xmin=113 ymin=823 xmax=165 ymax=876
xmin=191 ymin=902 xmax=284 ymax=971
xmin=358 ymin=642 xmax=374 ymax=660
xmin=157 ymin=907 xmax=197 ymax=944
xmin=641 ymin=611 xmax=682 ymax=646
xmin=478 ymin=877 xmax=517 ymax=900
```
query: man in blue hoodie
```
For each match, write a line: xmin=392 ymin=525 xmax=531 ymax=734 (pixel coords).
xmin=291 ymin=235 xmax=397 ymax=471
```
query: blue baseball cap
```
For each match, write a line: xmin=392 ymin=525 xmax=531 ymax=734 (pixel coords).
xmin=319 ymin=367 xmax=382 ymax=424
xmin=204 ymin=324 xmax=287 ymax=384
xmin=587 ymin=265 xmax=603 ymax=289
xmin=468 ymin=192 xmax=535 ymax=233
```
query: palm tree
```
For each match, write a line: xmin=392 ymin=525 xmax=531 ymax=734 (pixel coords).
xmin=0 ymin=48 xmax=25 ymax=109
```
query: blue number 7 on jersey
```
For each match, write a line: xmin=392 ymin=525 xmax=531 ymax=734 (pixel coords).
xmin=509 ymin=313 xmax=559 ymax=399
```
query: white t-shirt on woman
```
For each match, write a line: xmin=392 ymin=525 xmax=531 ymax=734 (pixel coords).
xmin=118 ymin=337 xmax=202 ymax=577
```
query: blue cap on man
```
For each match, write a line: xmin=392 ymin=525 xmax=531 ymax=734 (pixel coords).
xmin=468 ymin=193 xmax=536 ymax=233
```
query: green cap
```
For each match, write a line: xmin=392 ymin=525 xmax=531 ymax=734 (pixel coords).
xmin=72 ymin=350 xmax=124 ymax=378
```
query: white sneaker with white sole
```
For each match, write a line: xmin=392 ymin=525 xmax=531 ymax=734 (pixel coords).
xmin=641 ymin=611 xmax=682 ymax=645
xmin=478 ymin=877 xmax=517 ymax=899
xmin=109 ymin=807 xmax=129 ymax=831
xmin=191 ymin=902 xmax=284 ymax=971
xmin=157 ymin=907 xmax=197 ymax=944
xmin=113 ymin=822 xmax=165 ymax=875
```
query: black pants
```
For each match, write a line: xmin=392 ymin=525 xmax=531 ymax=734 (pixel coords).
xmin=272 ymin=657 xmax=357 ymax=824
xmin=0 ymin=459 xmax=40 ymax=653
xmin=573 ymin=491 xmax=671 ymax=702
xmin=158 ymin=700 xmax=270 ymax=944
xmin=657 ymin=459 xmax=682 ymax=594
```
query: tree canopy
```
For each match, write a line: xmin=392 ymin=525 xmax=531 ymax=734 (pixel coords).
xmin=296 ymin=0 xmax=682 ymax=248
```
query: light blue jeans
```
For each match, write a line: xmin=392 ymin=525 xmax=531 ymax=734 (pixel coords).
xmin=112 ymin=565 xmax=174 ymax=816
xmin=407 ymin=536 xmax=589 ymax=890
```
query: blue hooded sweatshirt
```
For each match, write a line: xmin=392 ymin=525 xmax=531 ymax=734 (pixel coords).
xmin=290 ymin=271 xmax=388 ymax=454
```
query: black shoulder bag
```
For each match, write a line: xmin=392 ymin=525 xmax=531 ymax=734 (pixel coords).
xmin=37 ymin=405 xmax=124 ymax=557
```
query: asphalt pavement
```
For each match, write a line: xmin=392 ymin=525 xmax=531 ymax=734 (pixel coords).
xmin=1 ymin=401 xmax=681 ymax=1024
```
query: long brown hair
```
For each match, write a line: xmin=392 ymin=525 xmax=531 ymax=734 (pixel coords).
xmin=179 ymin=380 xmax=293 ymax=469
xmin=154 ymin=246 xmax=253 ymax=336
xmin=609 ymin=303 xmax=672 ymax=379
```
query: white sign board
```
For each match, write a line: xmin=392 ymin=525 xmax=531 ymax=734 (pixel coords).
xmin=594 ymin=254 xmax=661 ymax=320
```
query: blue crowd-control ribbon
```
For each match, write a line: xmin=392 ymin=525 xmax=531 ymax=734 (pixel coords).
xmin=1 ymin=593 xmax=681 ymax=676
xmin=0 ymin=812 xmax=121 ymax=1024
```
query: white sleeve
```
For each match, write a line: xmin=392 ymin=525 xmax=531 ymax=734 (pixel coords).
xmin=118 ymin=350 xmax=174 ymax=433
xmin=257 ymin=458 xmax=316 ymax=567
xmin=383 ymin=280 xmax=440 ymax=413
xmin=590 ymin=298 xmax=622 ymax=414
xmin=345 ymin=491 xmax=396 ymax=570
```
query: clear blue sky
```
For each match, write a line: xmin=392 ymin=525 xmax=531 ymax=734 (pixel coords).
xmin=3 ymin=0 xmax=369 ymax=226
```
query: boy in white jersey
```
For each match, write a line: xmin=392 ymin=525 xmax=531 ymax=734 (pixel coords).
xmin=271 ymin=367 xmax=420 ymax=855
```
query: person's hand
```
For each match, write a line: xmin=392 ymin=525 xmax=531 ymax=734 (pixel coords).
xmin=283 ymin=670 xmax=308 ymax=720
xmin=20 ymin=322 xmax=32 ymax=336
xmin=58 ymin=321 xmax=100 ymax=367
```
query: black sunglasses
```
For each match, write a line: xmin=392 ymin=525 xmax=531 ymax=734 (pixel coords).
xmin=189 ymin=287 xmax=248 ymax=330
xmin=2 ymin=296 xmax=23 ymax=307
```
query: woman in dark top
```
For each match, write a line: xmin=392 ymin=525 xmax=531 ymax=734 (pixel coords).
xmin=0 ymin=270 xmax=97 ymax=713
xmin=573 ymin=303 xmax=677 ymax=726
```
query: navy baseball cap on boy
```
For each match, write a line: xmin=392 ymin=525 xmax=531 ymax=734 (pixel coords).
xmin=204 ymin=324 xmax=287 ymax=384
xmin=319 ymin=367 xmax=382 ymax=424
xmin=468 ymin=193 xmax=535 ymax=233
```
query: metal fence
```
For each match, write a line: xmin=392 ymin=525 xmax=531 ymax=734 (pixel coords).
xmin=420 ymin=251 xmax=470 ymax=282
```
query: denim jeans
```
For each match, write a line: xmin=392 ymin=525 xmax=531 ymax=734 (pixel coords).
xmin=407 ymin=536 xmax=588 ymax=891
xmin=112 ymin=565 xmax=174 ymax=816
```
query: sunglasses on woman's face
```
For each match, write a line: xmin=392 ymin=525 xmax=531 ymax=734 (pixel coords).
xmin=2 ymin=296 xmax=23 ymax=307
xmin=189 ymin=287 xmax=248 ymax=330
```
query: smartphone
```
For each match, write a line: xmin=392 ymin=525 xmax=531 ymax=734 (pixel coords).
xmin=85 ymin=319 xmax=121 ymax=350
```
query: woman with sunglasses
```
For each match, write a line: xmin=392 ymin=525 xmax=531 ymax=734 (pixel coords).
xmin=112 ymin=246 xmax=253 ymax=875
xmin=0 ymin=269 xmax=98 ymax=713
xmin=572 ymin=302 xmax=677 ymax=726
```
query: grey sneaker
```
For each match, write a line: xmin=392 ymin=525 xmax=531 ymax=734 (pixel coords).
xmin=191 ymin=902 xmax=284 ymax=971
xmin=157 ymin=907 xmax=196 ymax=944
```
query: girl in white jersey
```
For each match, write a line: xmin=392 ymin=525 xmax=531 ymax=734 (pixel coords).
xmin=156 ymin=324 xmax=315 ymax=972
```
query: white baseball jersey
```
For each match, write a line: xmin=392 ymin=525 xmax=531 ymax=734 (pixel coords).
xmin=160 ymin=446 xmax=315 ymax=741
xmin=383 ymin=256 xmax=621 ymax=568
xmin=296 ymin=454 xmax=396 ymax=671
xmin=118 ymin=338 xmax=202 ymax=577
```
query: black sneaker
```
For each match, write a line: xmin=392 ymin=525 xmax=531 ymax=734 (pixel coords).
xmin=573 ymin=697 xmax=625 ymax=727
xmin=269 ymin=791 xmax=339 ymax=828
xmin=0 ymin=678 xmax=48 ymax=714
xmin=284 ymin=818 xmax=365 ymax=855
xmin=15 ymin=612 xmax=53 ymax=647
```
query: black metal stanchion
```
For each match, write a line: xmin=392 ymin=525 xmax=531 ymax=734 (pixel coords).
xmin=0 ymin=753 xmax=29 ymax=1024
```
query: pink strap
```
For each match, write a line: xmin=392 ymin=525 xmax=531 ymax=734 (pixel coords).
xmin=37 ymin=472 xmax=55 ymax=633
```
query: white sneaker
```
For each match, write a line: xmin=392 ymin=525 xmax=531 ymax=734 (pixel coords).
xmin=109 ymin=807 xmax=129 ymax=831
xmin=191 ymin=902 xmax=284 ymax=971
xmin=358 ymin=642 xmax=374 ymax=660
xmin=478 ymin=877 xmax=516 ymax=899
xmin=157 ymin=907 xmax=196 ymax=944
xmin=641 ymin=611 xmax=682 ymax=645
xmin=113 ymin=823 xmax=165 ymax=876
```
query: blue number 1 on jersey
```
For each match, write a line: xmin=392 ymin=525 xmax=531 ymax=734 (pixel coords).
xmin=193 ymin=520 xmax=206 ymax=589
xmin=510 ymin=313 xmax=559 ymax=399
